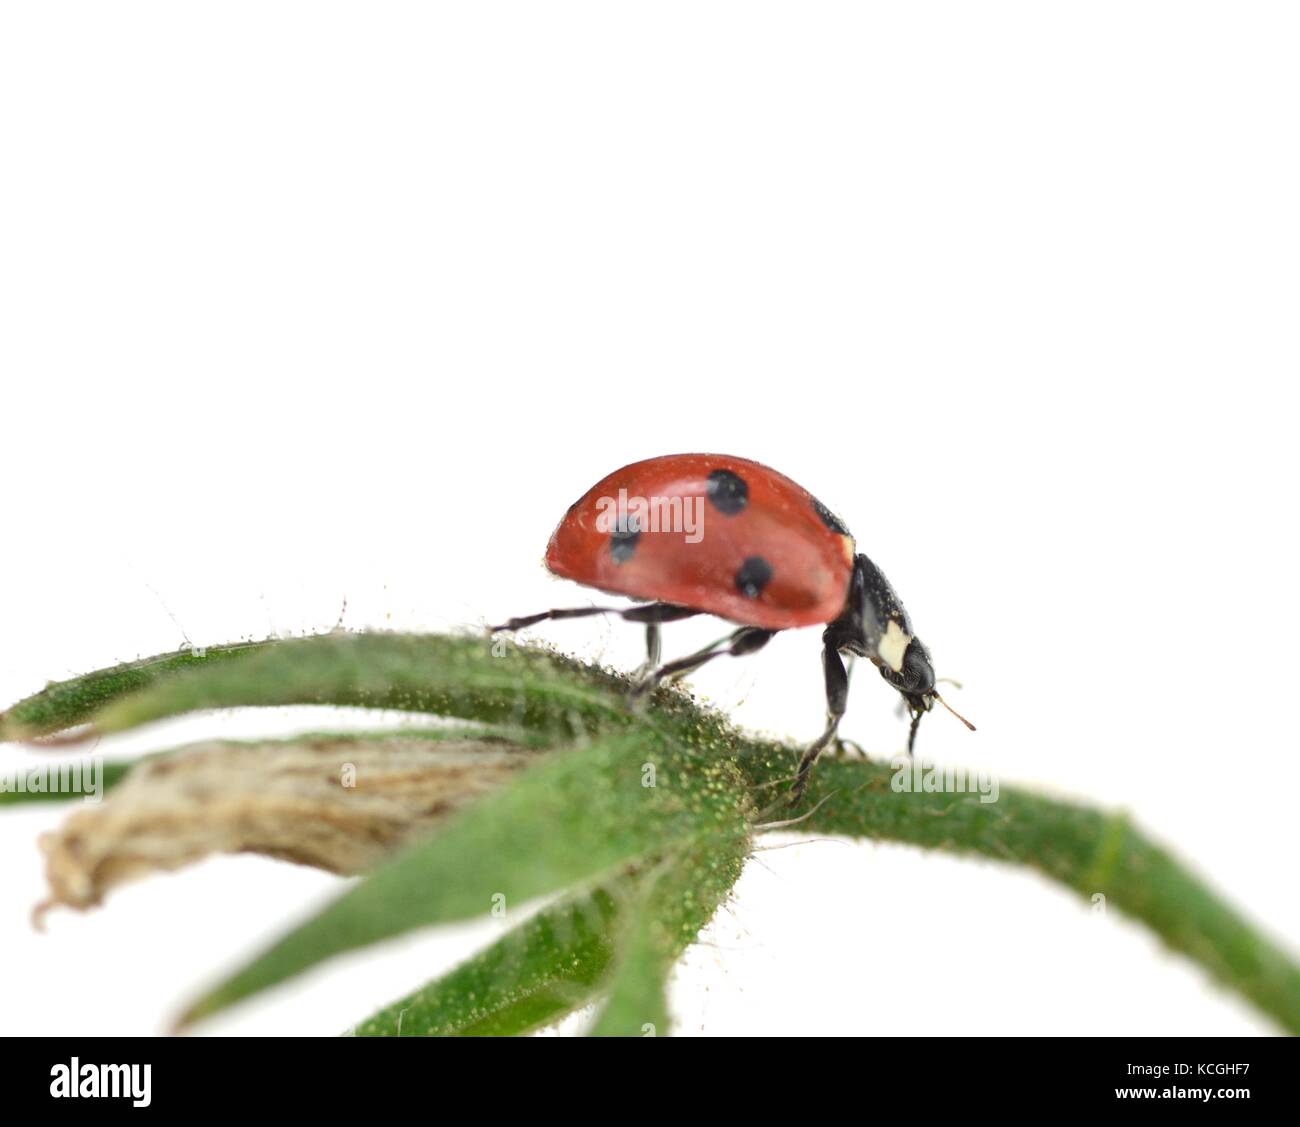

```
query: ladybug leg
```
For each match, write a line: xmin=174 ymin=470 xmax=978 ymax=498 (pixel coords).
xmin=631 ymin=627 xmax=774 ymax=699
xmin=489 ymin=602 xmax=697 ymax=634
xmin=628 ymin=622 xmax=662 ymax=683
xmin=789 ymin=644 xmax=850 ymax=805
xmin=830 ymin=657 xmax=864 ymax=758
xmin=619 ymin=603 xmax=700 ymax=625
xmin=644 ymin=623 xmax=661 ymax=666
xmin=907 ymin=707 xmax=924 ymax=756
xmin=489 ymin=605 xmax=619 ymax=632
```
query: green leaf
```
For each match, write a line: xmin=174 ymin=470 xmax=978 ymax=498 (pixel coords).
xmin=2 ymin=634 xmax=719 ymax=750
xmin=738 ymin=751 xmax=1300 ymax=1036
xmin=88 ymin=633 xmax=639 ymax=741
xmin=0 ymin=760 xmax=133 ymax=806
xmin=0 ymin=642 xmax=265 ymax=740
xmin=233 ymin=723 xmax=556 ymax=750
xmin=589 ymin=832 xmax=749 ymax=1037
xmin=176 ymin=728 xmax=751 ymax=1029
xmin=352 ymin=881 xmax=631 ymax=1037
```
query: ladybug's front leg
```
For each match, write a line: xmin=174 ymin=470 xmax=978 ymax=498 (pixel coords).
xmin=789 ymin=642 xmax=850 ymax=806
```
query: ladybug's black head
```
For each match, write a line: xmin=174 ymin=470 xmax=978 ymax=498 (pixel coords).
xmin=882 ymin=642 xmax=976 ymax=754
xmin=876 ymin=636 xmax=939 ymax=753
xmin=834 ymin=552 xmax=975 ymax=754
xmin=879 ymin=636 xmax=935 ymax=699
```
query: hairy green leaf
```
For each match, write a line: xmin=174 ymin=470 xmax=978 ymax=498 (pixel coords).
xmin=0 ymin=642 xmax=264 ymax=740
xmin=589 ymin=832 xmax=749 ymax=1037
xmin=88 ymin=633 xmax=639 ymax=740
xmin=353 ymin=882 xmax=631 ymax=1037
xmin=737 ymin=751 xmax=1300 ymax=1035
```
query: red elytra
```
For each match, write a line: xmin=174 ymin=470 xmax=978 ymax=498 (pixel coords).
xmin=544 ymin=453 xmax=856 ymax=630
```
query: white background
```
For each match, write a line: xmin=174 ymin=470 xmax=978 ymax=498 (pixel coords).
xmin=2 ymin=3 xmax=1297 ymax=1036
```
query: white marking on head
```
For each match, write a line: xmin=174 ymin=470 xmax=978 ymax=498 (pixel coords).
xmin=878 ymin=619 xmax=911 ymax=674
xmin=839 ymin=535 xmax=856 ymax=565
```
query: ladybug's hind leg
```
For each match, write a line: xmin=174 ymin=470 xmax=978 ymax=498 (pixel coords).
xmin=489 ymin=602 xmax=698 ymax=634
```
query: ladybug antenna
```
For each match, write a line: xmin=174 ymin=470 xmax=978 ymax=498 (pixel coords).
xmin=932 ymin=691 xmax=976 ymax=733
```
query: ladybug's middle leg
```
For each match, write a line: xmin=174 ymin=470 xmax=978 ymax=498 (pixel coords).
xmin=789 ymin=643 xmax=850 ymax=805
xmin=634 ymin=621 xmax=662 ymax=681
xmin=631 ymin=626 xmax=775 ymax=699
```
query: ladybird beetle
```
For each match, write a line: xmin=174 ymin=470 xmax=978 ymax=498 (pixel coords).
xmin=491 ymin=453 xmax=973 ymax=801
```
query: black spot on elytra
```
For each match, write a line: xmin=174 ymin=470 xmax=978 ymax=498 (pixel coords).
xmin=609 ymin=516 xmax=641 ymax=564
xmin=812 ymin=496 xmax=851 ymax=536
xmin=735 ymin=556 xmax=773 ymax=599
xmin=706 ymin=469 xmax=748 ymax=515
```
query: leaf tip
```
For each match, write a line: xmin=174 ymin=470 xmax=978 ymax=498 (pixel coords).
xmin=169 ymin=996 xmax=214 ymax=1035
